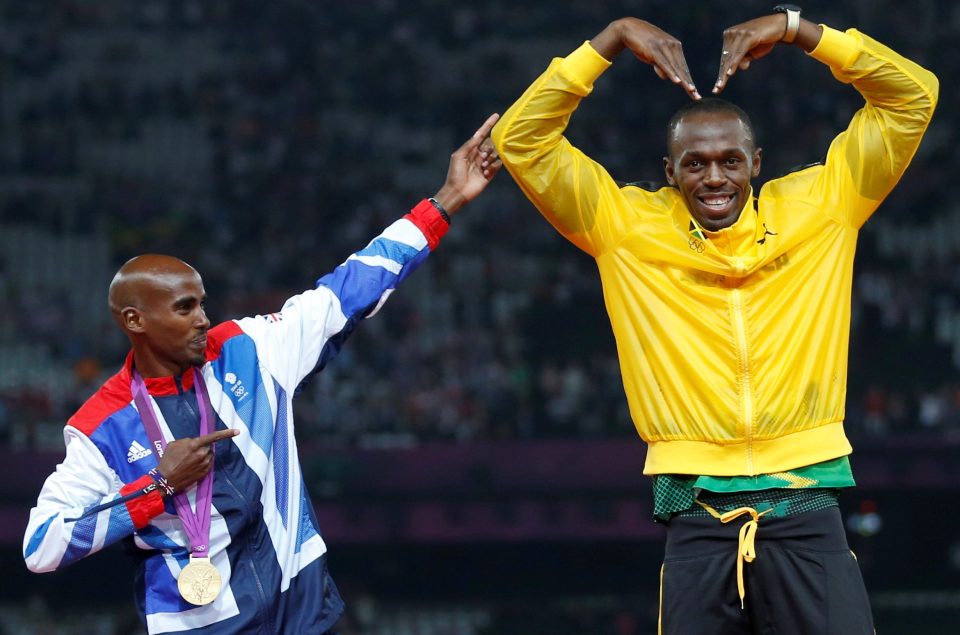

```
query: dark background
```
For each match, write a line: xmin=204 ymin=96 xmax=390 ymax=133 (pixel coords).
xmin=1 ymin=1 xmax=958 ymax=633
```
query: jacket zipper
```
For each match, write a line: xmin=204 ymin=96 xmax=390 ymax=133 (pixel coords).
xmin=730 ymin=288 xmax=755 ymax=474
xmin=248 ymin=559 xmax=275 ymax=633
xmin=220 ymin=467 xmax=273 ymax=629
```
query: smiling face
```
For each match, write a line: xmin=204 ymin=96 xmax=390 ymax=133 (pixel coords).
xmin=664 ymin=109 xmax=762 ymax=232
xmin=109 ymin=255 xmax=210 ymax=378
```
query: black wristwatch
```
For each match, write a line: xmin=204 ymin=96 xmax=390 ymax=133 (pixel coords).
xmin=772 ymin=4 xmax=802 ymax=43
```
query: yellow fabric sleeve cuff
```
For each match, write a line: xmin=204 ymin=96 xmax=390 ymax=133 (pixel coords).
xmin=807 ymin=25 xmax=860 ymax=69
xmin=559 ymin=41 xmax=613 ymax=91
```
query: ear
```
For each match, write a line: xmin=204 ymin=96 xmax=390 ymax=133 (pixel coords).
xmin=663 ymin=156 xmax=677 ymax=186
xmin=751 ymin=147 xmax=763 ymax=178
xmin=121 ymin=307 xmax=145 ymax=334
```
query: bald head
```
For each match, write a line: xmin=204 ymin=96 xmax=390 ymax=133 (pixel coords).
xmin=108 ymin=255 xmax=200 ymax=320
xmin=666 ymin=97 xmax=756 ymax=159
xmin=107 ymin=254 xmax=200 ymax=327
xmin=108 ymin=255 xmax=211 ymax=376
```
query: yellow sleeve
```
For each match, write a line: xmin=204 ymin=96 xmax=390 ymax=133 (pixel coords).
xmin=808 ymin=26 xmax=939 ymax=228
xmin=491 ymin=42 xmax=631 ymax=257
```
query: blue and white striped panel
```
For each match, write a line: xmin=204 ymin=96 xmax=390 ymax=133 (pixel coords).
xmin=271 ymin=379 xmax=290 ymax=529
xmin=59 ymin=506 xmax=98 ymax=566
xmin=23 ymin=515 xmax=56 ymax=561
xmin=264 ymin=377 xmax=319 ymax=592
xmin=295 ymin=479 xmax=319 ymax=555
xmin=213 ymin=334 xmax=276 ymax=460
xmin=57 ymin=496 xmax=135 ymax=568
xmin=316 ymin=217 xmax=430 ymax=320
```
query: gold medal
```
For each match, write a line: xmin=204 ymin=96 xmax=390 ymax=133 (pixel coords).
xmin=177 ymin=555 xmax=222 ymax=605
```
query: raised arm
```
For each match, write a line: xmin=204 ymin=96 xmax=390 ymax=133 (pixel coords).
xmin=591 ymin=18 xmax=700 ymax=100
xmin=492 ymin=19 xmax=693 ymax=255
xmin=712 ymin=12 xmax=823 ymax=93
xmin=713 ymin=9 xmax=938 ymax=227
xmin=236 ymin=115 xmax=502 ymax=391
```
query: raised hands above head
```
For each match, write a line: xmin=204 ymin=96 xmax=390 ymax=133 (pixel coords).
xmin=590 ymin=18 xmax=700 ymax=100
xmin=713 ymin=9 xmax=821 ymax=94
xmin=589 ymin=11 xmax=824 ymax=100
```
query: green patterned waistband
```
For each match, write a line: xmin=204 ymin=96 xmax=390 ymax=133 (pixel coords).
xmin=652 ymin=457 xmax=855 ymax=521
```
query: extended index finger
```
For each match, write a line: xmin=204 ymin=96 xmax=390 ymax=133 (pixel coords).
xmin=674 ymin=54 xmax=700 ymax=100
xmin=472 ymin=112 xmax=501 ymax=140
xmin=649 ymin=42 xmax=700 ymax=100
xmin=714 ymin=44 xmax=746 ymax=93
xmin=197 ymin=428 xmax=240 ymax=446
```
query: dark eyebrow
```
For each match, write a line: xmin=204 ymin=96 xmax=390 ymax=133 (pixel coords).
xmin=172 ymin=295 xmax=204 ymax=308
xmin=681 ymin=147 xmax=748 ymax=160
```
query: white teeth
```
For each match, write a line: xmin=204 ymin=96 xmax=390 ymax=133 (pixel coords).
xmin=703 ymin=196 xmax=731 ymax=208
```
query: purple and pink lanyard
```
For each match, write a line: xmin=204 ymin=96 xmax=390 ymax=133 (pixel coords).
xmin=131 ymin=367 xmax=215 ymax=561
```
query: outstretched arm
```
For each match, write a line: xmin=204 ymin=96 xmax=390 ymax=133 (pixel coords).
xmin=712 ymin=10 xmax=937 ymax=228
xmin=237 ymin=114 xmax=504 ymax=391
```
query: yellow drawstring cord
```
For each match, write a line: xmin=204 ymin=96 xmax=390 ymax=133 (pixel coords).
xmin=697 ymin=501 xmax=772 ymax=609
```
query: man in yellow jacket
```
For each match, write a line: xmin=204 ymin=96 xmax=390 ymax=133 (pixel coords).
xmin=492 ymin=7 xmax=937 ymax=634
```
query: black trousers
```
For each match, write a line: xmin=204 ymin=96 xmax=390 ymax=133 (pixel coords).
xmin=659 ymin=506 xmax=874 ymax=635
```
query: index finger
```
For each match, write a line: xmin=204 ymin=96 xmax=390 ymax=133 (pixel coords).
xmin=714 ymin=48 xmax=744 ymax=93
xmin=676 ymin=59 xmax=701 ymax=100
xmin=472 ymin=112 xmax=501 ymax=140
xmin=197 ymin=428 xmax=240 ymax=446
xmin=649 ymin=45 xmax=700 ymax=100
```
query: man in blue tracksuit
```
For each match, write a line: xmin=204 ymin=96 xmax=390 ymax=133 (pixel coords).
xmin=23 ymin=114 xmax=501 ymax=634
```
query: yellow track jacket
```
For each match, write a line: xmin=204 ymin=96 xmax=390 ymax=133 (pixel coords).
xmin=492 ymin=26 xmax=938 ymax=476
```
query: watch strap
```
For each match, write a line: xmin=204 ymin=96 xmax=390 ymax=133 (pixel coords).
xmin=773 ymin=5 xmax=801 ymax=43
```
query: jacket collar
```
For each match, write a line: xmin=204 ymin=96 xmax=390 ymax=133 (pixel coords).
xmin=123 ymin=350 xmax=196 ymax=396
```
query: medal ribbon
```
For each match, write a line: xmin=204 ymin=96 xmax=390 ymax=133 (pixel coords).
xmin=132 ymin=367 xmax=215 ymax=558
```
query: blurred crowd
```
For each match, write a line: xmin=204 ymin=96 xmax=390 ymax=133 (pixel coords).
xmin=1 ymin=0 xmax=959 ymax=452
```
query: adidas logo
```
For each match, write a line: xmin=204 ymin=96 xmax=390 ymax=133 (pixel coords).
xmin=127 ymin=440 xmax=152 ymax=463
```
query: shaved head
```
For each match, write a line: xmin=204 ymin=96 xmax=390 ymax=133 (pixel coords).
xmin=666 ymin=98 xmax=756 ymax=159
xmin=108 ymin=255 xmax=200 ymax=322
xmin=108 ymin=255 xmax=210 ymax=377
